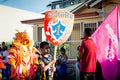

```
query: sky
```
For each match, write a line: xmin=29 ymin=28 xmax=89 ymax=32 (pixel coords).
xmin=0 ymin=0 xmax=57 ymax=14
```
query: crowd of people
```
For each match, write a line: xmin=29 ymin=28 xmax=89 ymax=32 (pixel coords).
xmin=0 ymin=42 xmax=11 ymax=80
xmin=34 ymin=28 xmax=104 ymax=80
xmin=1 ymin=23 xmax=120 ymax=80
xmin=0 ymin=41 xmax=68 ymax=80
xmin=0 ymin=28 xmax=109 ymax=80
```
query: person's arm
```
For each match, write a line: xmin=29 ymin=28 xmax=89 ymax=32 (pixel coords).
xmin=58 ymin=55 xmax=61 ymax=60
xmin=41 ymin=59 xmax=56 ymax=72
xmin=79 ymin=42 xmax=84 ymax=59
xmin=79 ymin=52 xmax=83 ymax=59
xmin=2 ymin=51 xmax=6 ymax=60
xmin=66 ymin=54 xmax=68 ymax=59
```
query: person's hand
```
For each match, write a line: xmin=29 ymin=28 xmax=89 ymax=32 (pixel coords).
xmin=51 ymin=59 xmax=56 ymax=64
xmin=51 ymin=66 xmax=56 ymax=72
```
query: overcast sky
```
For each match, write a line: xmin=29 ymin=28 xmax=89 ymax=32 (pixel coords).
xmin=0 ymin=0 xmax=57 ymax=13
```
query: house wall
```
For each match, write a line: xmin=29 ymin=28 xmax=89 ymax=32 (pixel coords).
xmin=33 ymin=27 xmax=38 ymax=42
xmin=78 ymin=8 xmax=98 ymax=13
xmin=103 ymin=0 xmax=120 ymax=17
xmin=0 ymin=5 xmax=44 ymax=43
xmin=75 ymin=16 xmax=102 ymax=23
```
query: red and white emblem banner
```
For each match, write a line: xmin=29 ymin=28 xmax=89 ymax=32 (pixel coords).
xmin=44 ymin=9 xmax=74 ymax=46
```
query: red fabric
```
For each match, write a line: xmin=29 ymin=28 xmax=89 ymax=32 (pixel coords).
xmin=80 ymin=38 xmax=97 ymax=72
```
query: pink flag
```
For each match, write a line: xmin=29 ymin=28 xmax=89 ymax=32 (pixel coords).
xmin=118 ymin=17 xmax=120 ymax=77
xmin=92 ymin=5 xmax=119 ymax=80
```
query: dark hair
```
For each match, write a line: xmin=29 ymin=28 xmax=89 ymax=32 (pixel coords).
xmin=2 ymin=42 xmax=5 ymax=44
xmin=10 ymin=45 xmax=12 ymax=48
xmin=40 ymin=41 xmax=49 ymax=48
xmin=77 ymin=45 xmax=80 ymax=51
xmin=84 ymin=28 xmax=93 ymax=37
xmin=60 ymin=47 xmax=65 ymax=53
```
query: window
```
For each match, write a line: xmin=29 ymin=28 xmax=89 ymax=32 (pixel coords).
xmin=98 ymin=21 xmax=102 ymax=26
xmin=56 ymin=4 xmax=60 ymax=9
xmin=66 ymin=23 xmax=81 ymax=58
xmin=83 ymin=22 xmax=98 ymax=33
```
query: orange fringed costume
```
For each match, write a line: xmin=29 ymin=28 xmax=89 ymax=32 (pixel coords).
xmin=0 ymin=54 xmax=6 ymax=79
xmin=8 ymin=31 xmax=40 ymax=80
xmin=0 ymin=55 xmax=6 ymax=69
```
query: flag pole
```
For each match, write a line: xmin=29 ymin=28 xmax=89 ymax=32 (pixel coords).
xmin=51 ymin=46 xmax=57 ymax=79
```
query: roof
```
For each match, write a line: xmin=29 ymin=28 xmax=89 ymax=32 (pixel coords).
xmin=64 ymin=2 xmax=84 ymax=12
xmin=21 ymin=11 xmax=98 ymax=25
xmin=21 ymin=0 xmax=102 ymax=25
xmin=21 ymin=18 xmax=44 ymax=24
xmin=71 ymin=0 xmax=102 ymax=13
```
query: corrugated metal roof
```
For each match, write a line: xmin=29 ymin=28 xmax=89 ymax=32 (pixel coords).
xmin=64 ymin=2 xmax=85 ymax=12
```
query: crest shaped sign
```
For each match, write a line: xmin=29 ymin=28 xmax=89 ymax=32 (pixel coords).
xmin=44 ymin=9 xmax=74 ymax=46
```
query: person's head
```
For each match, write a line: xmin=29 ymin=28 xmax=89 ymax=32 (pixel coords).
xmin=56 ymin=59 xmax=60 ymax=65
xmin=84 ymin=28 xmax=93 ymax=38
xmin=40 ymin=41 xmax=50 ymax=55
xmin=10 ymin=44 xmax=12 ymax=48
xmin=2 ymin=42 xmax=5 ymax=46
xmin=77 ymin=45 xmax=80 ymax=51
xmin=60 ymin=47 xmax=65 ymax=55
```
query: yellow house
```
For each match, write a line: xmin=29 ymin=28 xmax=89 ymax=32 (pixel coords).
xmin=21 ymin=0 xmax=120 ymax=58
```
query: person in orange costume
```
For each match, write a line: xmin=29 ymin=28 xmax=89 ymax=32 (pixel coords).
xmin=8 ymin=31 xmax=40 ymax=80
